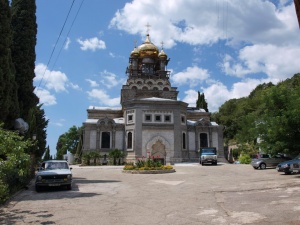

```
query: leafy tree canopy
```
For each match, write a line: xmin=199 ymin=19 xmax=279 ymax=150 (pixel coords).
xmin=56 ymin=126 xmax=82 ymax=159
xmin=214 ymin=73 xmax=300 ymax=157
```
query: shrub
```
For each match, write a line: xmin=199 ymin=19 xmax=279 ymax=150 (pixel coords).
xmin=0 ymin=180 xmax=9 ymax=205
xmin=239 ymin=152 xmax=252 ymax=164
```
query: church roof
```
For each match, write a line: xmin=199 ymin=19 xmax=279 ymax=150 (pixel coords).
xmin=187 ymin=120 xmax=219 ymax=126
xmin=85 ymin=118 xmax=124 ymax=124
xmin=88 ymin=106 xmax=122 ymax=110
xmin=139 ymin=97 xmax=177 ymax=101
xmin=187 ymin=108 xmax=207 ymax=112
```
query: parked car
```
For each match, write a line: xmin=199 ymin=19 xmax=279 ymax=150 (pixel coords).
xmin=199 ymin=147 xmax=218 ymax=165
xmin=292 ymin=161 xmax=300 ymax=173
xmin=35 ymin=160 xmax=72 ymax=192
xmin=251 ymin=154 xmax=291 ymax=170
xmin=276 ymin=155 xmax=300 ymax=174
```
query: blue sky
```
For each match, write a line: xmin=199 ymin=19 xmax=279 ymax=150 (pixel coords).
xmin=34 ymin=0 xmax=300 ymax=157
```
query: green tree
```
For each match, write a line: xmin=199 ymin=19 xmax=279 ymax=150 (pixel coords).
xmin=11 ymin=0 xmax=39 ymax=122
xmin=56 ymin=126 xmax=82 ymax=159
xmin=257 ymin=77 xmax=300 ymax=156
xmin=0 ymin=0 xmax=19 ymax=129
xmin=0 ymin=124 xmax=32 ymax=204
xmin=43 ymin=146 xmax=51 ymax=161
xmin=196 ymin=91 xmax=208 ymax=112
xmin=214 ymin=73 xmax=300 ymax=157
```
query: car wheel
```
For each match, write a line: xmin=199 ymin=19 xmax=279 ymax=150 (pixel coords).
xmin=201 ymin=161 xmax=204 ymax=166
xmin=66 ymin=184 xmax=72 ymax=190
xmin=285 ymin=171 xmax=292 ymax=175
xmin=259 ymin=163 xmax=266 ymax=169
xmin=253 ymin=167 xmax=258 ymax=170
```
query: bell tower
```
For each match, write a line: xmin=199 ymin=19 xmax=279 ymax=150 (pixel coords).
xmin=120 ymin=33 xmax=178 ymax=105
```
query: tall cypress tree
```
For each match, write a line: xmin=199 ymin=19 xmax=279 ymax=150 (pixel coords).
xmin=196 ymin=91 xmax=209 ymax=112
xmin=11 ymin=0 xmax=39 ymax=125
xmin=0 ymin=0 xmax=19 ymax=129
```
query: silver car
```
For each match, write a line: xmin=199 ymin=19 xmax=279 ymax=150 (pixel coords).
xmin=251 ymin=154 xmax=290 ymax=170
xmin=35 ymin=160 xmax=72 ymax=192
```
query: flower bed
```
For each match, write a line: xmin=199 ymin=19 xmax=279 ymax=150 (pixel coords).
xmin=122 ymin=157 xmax=176 ymax=174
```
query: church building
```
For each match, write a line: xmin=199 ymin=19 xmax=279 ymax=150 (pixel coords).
xmin=82 ymin=32 xmax=224 ymax=164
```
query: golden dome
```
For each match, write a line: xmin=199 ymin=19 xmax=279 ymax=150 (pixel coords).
xmin=130 ymin=47 xmax=139 ymax=57
xmin=158 ymin=49 xmax=167 ymax=59
xmin=137 ymin=34 xmax=159 ymax=58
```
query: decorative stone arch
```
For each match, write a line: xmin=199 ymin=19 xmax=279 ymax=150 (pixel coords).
xmin=195 ymin=118 xmax=211 ymax=127
xmin=145 ymin=78 xmax=155 ymax=84
xmin=131 ymin=85 xmax=138 ymax=90
xmin=135 ymin=78 xmax=144 ymax=84
xmin=152 ymin=85 xmax=160 ymax=90
xmin=156 ymin=79 xmax=165 ymax=85
xmin=97 ymin=117 xmax=116 ymax=128
xmin=146 ymin=136 xmax=171 ymax=164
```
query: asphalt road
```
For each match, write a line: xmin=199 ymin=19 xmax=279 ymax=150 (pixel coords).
xmin=1 ymin=163 xmax=300 ymax=225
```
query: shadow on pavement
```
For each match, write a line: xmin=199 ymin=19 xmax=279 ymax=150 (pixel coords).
xmin=0 ymin=208 xmax=56 ymax=225
xmin=74 ymin=177 xmax=121 ymax=184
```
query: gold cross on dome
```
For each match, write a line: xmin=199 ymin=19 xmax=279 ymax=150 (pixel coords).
xmin=145 ymin=23 xmax=151 ymax=34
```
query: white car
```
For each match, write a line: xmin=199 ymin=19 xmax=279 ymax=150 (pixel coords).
xmin=35 ymin=160 xmax=72 ymax=192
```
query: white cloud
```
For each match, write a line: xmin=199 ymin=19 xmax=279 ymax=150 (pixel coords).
xmin=34 ymin=63 xmax=68 ymax=92
xmin=34 ymin=88 xmax=57 ymax=106
xmin=86 ymin=79 xmax=99 ymax=87
xmin=182 ymin=78 xmax=268 ymax=112
xmin=100 ymin=70 xmax=125 ymax=88
xmin=68 ymin=82 xmax=82 ymax=91
xmin=50 ymin=119 xmax=65 ymax=127
xmin=77 ymin=37 xmax=106 ymax=51
xmin=223 ymin=44 xmax=300 ymax=80
xmin=171 ymin=66 xmax=210 ymax=88
xmin=87 ymin=89 xmax=120 ymax=107
xmin=64 ymin=37 xmax=71 ymax=50
xmin=109 ymin=0 xmax=299 ymax=48
xmin=182 ymin=89 xmax=198 ymax=107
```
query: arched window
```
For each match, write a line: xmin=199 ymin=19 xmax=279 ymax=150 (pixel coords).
xmin=101 ymin=132 xmax=110 ymax=148
xmin=127 ymin=132 xmax=132 ymax=149
xmin=163 ymin=87 xmax=169 ymax=91
xmin=200 ymin=133 xmax=208 ymax=148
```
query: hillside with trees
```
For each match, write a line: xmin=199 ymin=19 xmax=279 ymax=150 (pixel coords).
xmin=212 ymin=73 xmax=300 ymax=158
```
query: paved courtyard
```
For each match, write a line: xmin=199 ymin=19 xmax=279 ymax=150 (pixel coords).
xmin=1 ymin=163 xmax=300 ymax=225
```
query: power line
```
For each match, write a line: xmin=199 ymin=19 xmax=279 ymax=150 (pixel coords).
xmin=36 ymin=0 xmax=76 ymax=95
xmin=50 ymin=0 xmax=86 ymax=75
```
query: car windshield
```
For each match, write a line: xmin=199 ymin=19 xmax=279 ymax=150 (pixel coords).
xmin=202 ymin=149 xmax=215 ymax=154
xmin=45 ymin=162 xmax=69 ymax=170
